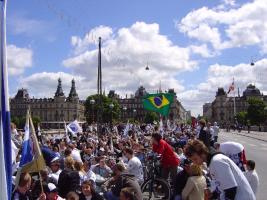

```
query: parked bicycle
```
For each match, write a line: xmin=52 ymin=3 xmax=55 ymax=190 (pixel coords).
xmin=141 ymin=152 xmax=171 ymax=200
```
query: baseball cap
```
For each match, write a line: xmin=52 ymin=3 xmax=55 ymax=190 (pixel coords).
xmin=44 ymin=183 xmax=58 ymax=193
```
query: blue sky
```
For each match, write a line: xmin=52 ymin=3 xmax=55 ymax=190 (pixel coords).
xmin=5 ymin=0 xmax=267 ymax=115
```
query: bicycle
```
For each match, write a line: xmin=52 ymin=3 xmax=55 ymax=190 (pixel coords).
xmin=141 ymin=152 xmax=171 ymax=200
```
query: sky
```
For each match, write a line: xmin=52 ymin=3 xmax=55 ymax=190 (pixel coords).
xmin=5 ymin=0 xmax=267 ymax=116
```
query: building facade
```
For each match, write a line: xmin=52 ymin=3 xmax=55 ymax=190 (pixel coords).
xmin=108 ymin=86 xmax=190 ymax=122
xmin=10 ymin=78 xmax=85 ymax=129
xmin=204 ymin=84 xmax=267 ymax=125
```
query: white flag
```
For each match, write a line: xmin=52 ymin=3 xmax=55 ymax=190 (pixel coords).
xmin=67 ymin=120 xmax=82 ymax=137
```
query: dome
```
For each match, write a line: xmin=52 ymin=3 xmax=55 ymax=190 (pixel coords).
xmin=243 ymin=84 xmax=261 ymax=97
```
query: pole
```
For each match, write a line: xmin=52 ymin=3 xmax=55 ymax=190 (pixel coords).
xmin=97 ymin=37 xmax=102 ymax=138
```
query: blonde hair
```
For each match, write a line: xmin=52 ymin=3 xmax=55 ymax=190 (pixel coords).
xmin=190 ymin=164 xmax=203 ymax=176
xmin=65 ymin=156 xmax=75 ymax=169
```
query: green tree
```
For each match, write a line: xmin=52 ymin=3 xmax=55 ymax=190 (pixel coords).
xmin=85 ymin=94 xmax=121 ymax=124
xmin=236 ymin=111 xmax=247 ymax=125
xmin=247 ymin=97 xmax=267 ymax=125
xmin=11 ymin=116 xmax=25 ymax=129
xmin=32 ymin=116 xmax=41 ymax=128
xmin=144 ymin=111 xmax=159 ymax=124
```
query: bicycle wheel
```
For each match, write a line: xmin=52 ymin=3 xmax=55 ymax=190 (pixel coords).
xmin=141 ymin=177 xmax=171 ymax=200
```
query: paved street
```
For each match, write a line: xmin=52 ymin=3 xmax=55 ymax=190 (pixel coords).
xmin=219 ymin=130 xmax=267 ymax=200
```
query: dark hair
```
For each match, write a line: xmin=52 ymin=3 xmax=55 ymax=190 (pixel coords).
xmin=124 ymin=147 xmax=134 ymax=155
xmin=64 ymin=148 xmax=72 ymax=157
xmin=184 ymin=139 xmax=209 ymax=158
xmin=247 ymin=160 xmax=256 ymax=170
xmin=152 ymin=133 xmax=162 ymax=143
xmin=81 ymin=180 xmax=96 ymax=194
xmin=66 ymin=191 xmax=79 ymax=200
xmin=120 ymin=187 xmax=137 ymax=200
xmin=199 ymin=119 xmax=206 ymax=126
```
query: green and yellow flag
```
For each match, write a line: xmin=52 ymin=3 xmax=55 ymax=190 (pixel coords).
xmin=142 ymin=93 xmax=174 ymax=116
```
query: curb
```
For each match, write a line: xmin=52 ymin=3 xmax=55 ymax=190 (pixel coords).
xmin=233 ymin=132 xmax=267 ymax=143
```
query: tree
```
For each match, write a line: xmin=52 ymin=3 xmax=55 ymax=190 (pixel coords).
xmin=247 ymin=97 xmax=267 ymax=125
xmin=236 ymin=111 xmax=247 ymax=125
xmin=144 ymin=111 xmax=159 ymax=124
xmin=32 ymin=116 xmax=41 ymax=128
xmin=85 ymin=94 xmax=121 ymax=124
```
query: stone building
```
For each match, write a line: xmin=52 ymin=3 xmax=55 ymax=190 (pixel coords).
xmin=108 ymin=86 xmax=189 ymax=122
xmin=204 ymin=84 xmax=267 ymax=125
xmin=10 ymin=78 xmax=85 ymax=129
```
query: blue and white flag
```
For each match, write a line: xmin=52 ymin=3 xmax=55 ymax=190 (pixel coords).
xmin=19 ymin=111 xmax=34 ymax=167
xmin=123 ymin=120 xmax=130 ymax=137
xmin=67 ymin=120 xmax=82 ymax=137
xmin=0 ymin=0 xmax=12 ymax=199
xmin=64 ymin=121 xmax=70 ymax=143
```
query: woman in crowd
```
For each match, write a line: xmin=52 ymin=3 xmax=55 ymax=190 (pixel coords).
xmin=79 ymin=180 xmax=104 ymax=200
xmin=182 ymin=164 xmax=206 ymax=200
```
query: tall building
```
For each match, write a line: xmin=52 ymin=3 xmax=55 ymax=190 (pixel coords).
xmin=108 ymin=86 xmax=190 ymax=122
xmin=10 ymin=78 xmax=85 ymax=129
xmin=204 ymin=84 xmax=267 ymax=125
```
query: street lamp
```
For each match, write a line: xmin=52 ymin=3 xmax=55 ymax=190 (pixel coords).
xmin=123 ymin=106 xmax=127 ymax=121
xmin=109 ymin=103 xmax=114 ymax=131
xmin=90 ymin=99 xmax=95 ymax=124
xmin=133 ymin=109 xmax=137 ymax=122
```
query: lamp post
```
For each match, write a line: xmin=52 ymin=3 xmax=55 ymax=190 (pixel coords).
xmin=133 ymin=109 xmax=137 ymax=122
xmin=109 ymin=103 xmax=114 ymax=131
xmin=123 ymin=106 xmax=127 ymax=121
xmin=90 ymin=99 xmax=95 ymax=124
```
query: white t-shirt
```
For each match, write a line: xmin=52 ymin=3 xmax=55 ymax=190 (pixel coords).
xmin=244 ymin=170 xmax=259 ymax=196
xmin=127 ymin=156 xmax=144 ymax=183
xmin=213 ymin=126 xmax=220 ymax=137
xmin=220 ymin=141 xmax=244 ymax=155
xmin=49 ymin=169 xmax=62 ymax=184
xmin=209 ymin=154 xmax=255 ymax=200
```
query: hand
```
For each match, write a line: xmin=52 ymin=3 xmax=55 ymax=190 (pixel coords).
xmin=39 ymin=193 xmax=46 ymax=200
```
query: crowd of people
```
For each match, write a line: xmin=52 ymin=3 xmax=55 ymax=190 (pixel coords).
xmin=10 ymin=119 xmax=259 ymax=200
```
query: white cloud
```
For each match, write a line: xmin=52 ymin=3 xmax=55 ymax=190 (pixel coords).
xmin=17 ymin=72 xmax=90 ymax=99
xmin=7 ymin=45 xmax=33 ymax=76
xmin=176 ymin=0 xmax=267 ymax=53
xmin=189 ymin=44 xmax=215 ymax=58
xmin=63 ymin=22 xmax=197 ymax=97
xmin=179 ymin=58 xmax=267 ymax=116
xmin=71 ymin=25 xmax=113 ymax=54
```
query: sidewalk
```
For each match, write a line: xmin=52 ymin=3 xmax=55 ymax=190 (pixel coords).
xmin=229 ymin=130 xmax=267 ymax=142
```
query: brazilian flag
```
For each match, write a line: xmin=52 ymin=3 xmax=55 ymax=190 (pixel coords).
xmin=142 ymin=93 xmax=174 ymax=116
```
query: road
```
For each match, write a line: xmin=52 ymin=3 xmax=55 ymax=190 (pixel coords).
xmin=219 ymin=130 xmax=267 ymax=200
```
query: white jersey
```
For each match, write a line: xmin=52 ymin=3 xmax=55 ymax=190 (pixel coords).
xmin=49 ymin=169 xmax=62 ymax=184
xmin=127 ymin=156 xmax=144 ymax=183
xmin=213 ymin=125 xmax=220 ymax=137
xmin=209 ymin=154 xmax=255 ymax=200
xmin=244 ymin=170 xmax=259 ymax=196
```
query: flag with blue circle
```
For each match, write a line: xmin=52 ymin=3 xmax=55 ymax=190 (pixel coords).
xmin=143 ymin=93 xmax=174 ymax=116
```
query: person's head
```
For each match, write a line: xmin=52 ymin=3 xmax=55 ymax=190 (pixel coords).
xmin=207 ymin=122 xmax=211 ymax=128
xmin=99 ymin=156 xmax=106 ymax=168
xmin=114 ymin=163 xmax=126 ymax=176
xmin=199 ymin=119 xmax=206 ymax=128
xmin=190 ymin=164 xmax=203 ymax=176
xmin=18 ymin=173 xmax=32 ymax=194
xmin=64 ymin=156 xmax=75 ymax=169
xmin=177 ymin=148 xmax=183 ymax=155
xmin=184 ymin=140 xmax=209 ymax=165
xmin=64 ymin=148 xmax=72 ymax=157
xmin=53 ymin=146 xmax=59 ymax=152
xmin=83 ymin=160 xmax=91 ymax=172
xmin=50 ymin=160 xmax=60 ymax=173
xmin=81 ymin=180 xmax=95 ymax=196
xmin=44 ymin=183 xmax=58 ymax=200
xmin=66 ymin=191 xmax=79 ymax=200
xmin=151 ymin=133 xmax=162 ymax=145
xmin=246 ymin=160 xmax=256 ymax=171
xmin=124 ymin=148 xmax=134 ymax=160
xmin=120 ymin=187 xmax=136 ymax=200
xmin=85 ymin=147 xmax=93 ymax=155
xmin=74 ymin=161 xmax=84 ymax=172
xmin=40 ymin=168 xmax=49 ymax=181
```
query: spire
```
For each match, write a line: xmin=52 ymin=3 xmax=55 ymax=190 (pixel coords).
xmin=68 ymin=79 xmax=78 ymax=98
xmin=238 ymin=87 xmax=240 ymax=97
xmin=55 ymin=78 xmax=65 ymax=97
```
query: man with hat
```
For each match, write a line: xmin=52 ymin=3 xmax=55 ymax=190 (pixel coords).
xmin=43 ymin=183 xmax=64 ymax=200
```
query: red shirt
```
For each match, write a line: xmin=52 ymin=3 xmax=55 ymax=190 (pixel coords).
xmin=153 ymin=139 xmax=179 ymax=168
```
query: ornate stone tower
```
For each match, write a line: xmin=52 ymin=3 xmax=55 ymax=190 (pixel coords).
xmin=54 ymin=78 xmax=65 ymax=102
xmin=68 ymin=79 xmax=79 ymax=102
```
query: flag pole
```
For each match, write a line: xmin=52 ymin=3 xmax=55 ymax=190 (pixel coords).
xmin=233 ymin=78 xmax=236 ymax=117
